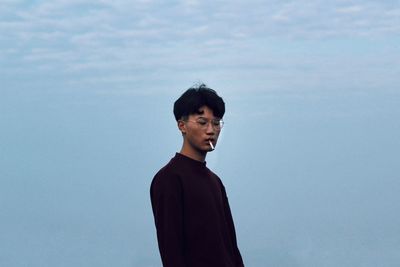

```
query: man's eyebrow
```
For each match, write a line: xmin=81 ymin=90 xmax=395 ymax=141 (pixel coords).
xmin=196 ymin=116 xmax=220 ymax=120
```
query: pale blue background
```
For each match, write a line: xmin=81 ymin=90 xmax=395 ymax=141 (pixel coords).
xmin=1 ymin=1 xmax=399 ymax=266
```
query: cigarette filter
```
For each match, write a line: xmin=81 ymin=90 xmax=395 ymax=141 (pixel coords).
xmin=209 ymin=140 xmax=215 ymax=150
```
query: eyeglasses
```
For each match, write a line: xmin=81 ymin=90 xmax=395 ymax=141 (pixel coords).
xmin=185 ymin=118 xmax=224 ymax=130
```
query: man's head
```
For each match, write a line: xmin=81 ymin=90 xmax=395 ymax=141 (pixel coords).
xmin=174 ymin=84 xmax=225 ymax=157
xmin=173 ymin=84 xmax=225 ymax=121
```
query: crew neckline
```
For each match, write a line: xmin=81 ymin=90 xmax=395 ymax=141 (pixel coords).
xmin=175 ymin=152 xmax=207 ymax=166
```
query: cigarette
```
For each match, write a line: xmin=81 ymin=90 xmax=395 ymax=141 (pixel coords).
xmin=209 ymin=140 xmax=215 ymax=150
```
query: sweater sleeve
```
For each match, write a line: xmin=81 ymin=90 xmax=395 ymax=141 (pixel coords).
xmin=221 ymin=184 xmax=245 ymax=267
xmin=150 ymin=173 xmax=187 ymax=267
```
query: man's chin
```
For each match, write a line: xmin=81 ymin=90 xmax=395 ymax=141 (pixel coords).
xmin=195 ymin=147 xmax=209 ymax=154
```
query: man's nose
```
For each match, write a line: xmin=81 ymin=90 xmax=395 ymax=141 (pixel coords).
xmin=205 ymin=122 xmax=215 ymax=134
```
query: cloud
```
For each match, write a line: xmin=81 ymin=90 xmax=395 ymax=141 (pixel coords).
xmin=336 ymin=5 xmax=364 ymax=14
xmin=1 ymin=0 xmax=399 ymax=93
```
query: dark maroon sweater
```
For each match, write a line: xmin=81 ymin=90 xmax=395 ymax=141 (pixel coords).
xmin=150 ymin=153 xmax=244 ymax=267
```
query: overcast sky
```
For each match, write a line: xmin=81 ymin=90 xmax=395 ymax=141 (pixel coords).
xmin=1 ymin=1 xmax=400 ymax=266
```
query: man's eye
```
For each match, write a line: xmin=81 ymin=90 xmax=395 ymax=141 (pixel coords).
xmin=212 ymin=120 xmax=220 ymax=126
xmin=197 ymin=120 xmax=207 ymax=125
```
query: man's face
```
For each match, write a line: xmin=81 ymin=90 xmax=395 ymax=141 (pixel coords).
xmin=179 ymin=105 xmax=222 ymax=153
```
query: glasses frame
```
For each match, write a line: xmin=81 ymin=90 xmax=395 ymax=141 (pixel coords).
xmin=182 ymin=117 xmax=224 ymax=131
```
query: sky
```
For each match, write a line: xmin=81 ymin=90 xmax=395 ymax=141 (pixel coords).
xmin=1 ymin=0 xmax=400 ymax=266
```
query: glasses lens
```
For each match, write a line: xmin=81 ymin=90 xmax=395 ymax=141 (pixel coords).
xmin=211 ymin=119 xmax=223 ymax=130
xmin=190 ymin=119 xmax=224 ymax=130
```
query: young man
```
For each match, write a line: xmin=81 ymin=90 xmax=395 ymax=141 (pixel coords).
xmin=150 ymin=84 xmax=245 ymax=267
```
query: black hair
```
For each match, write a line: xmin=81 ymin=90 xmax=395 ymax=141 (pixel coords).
xmin=173 ymin=84 xmax=225 ymax=121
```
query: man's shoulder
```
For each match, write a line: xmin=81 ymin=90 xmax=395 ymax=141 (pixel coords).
xmin=153 ymin=154 xmax=181 ymax=177
xmin=153 ymin=161 xmax=176 ymax=181
xmin=206 ymin=167 xmax=222 ymax=182
xmin=151 ymin=156 xmax=182 ymax=189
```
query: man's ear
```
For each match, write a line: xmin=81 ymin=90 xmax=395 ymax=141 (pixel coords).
xmin=177 ymin=120 xmax=186 ymax=134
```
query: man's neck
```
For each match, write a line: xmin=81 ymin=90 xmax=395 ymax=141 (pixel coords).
xmin=179 ymin=146 xmax=207 ymax=162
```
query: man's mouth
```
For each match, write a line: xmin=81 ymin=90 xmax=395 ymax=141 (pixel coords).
xmin=206 ymin=139 xmax=215 ymax=149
